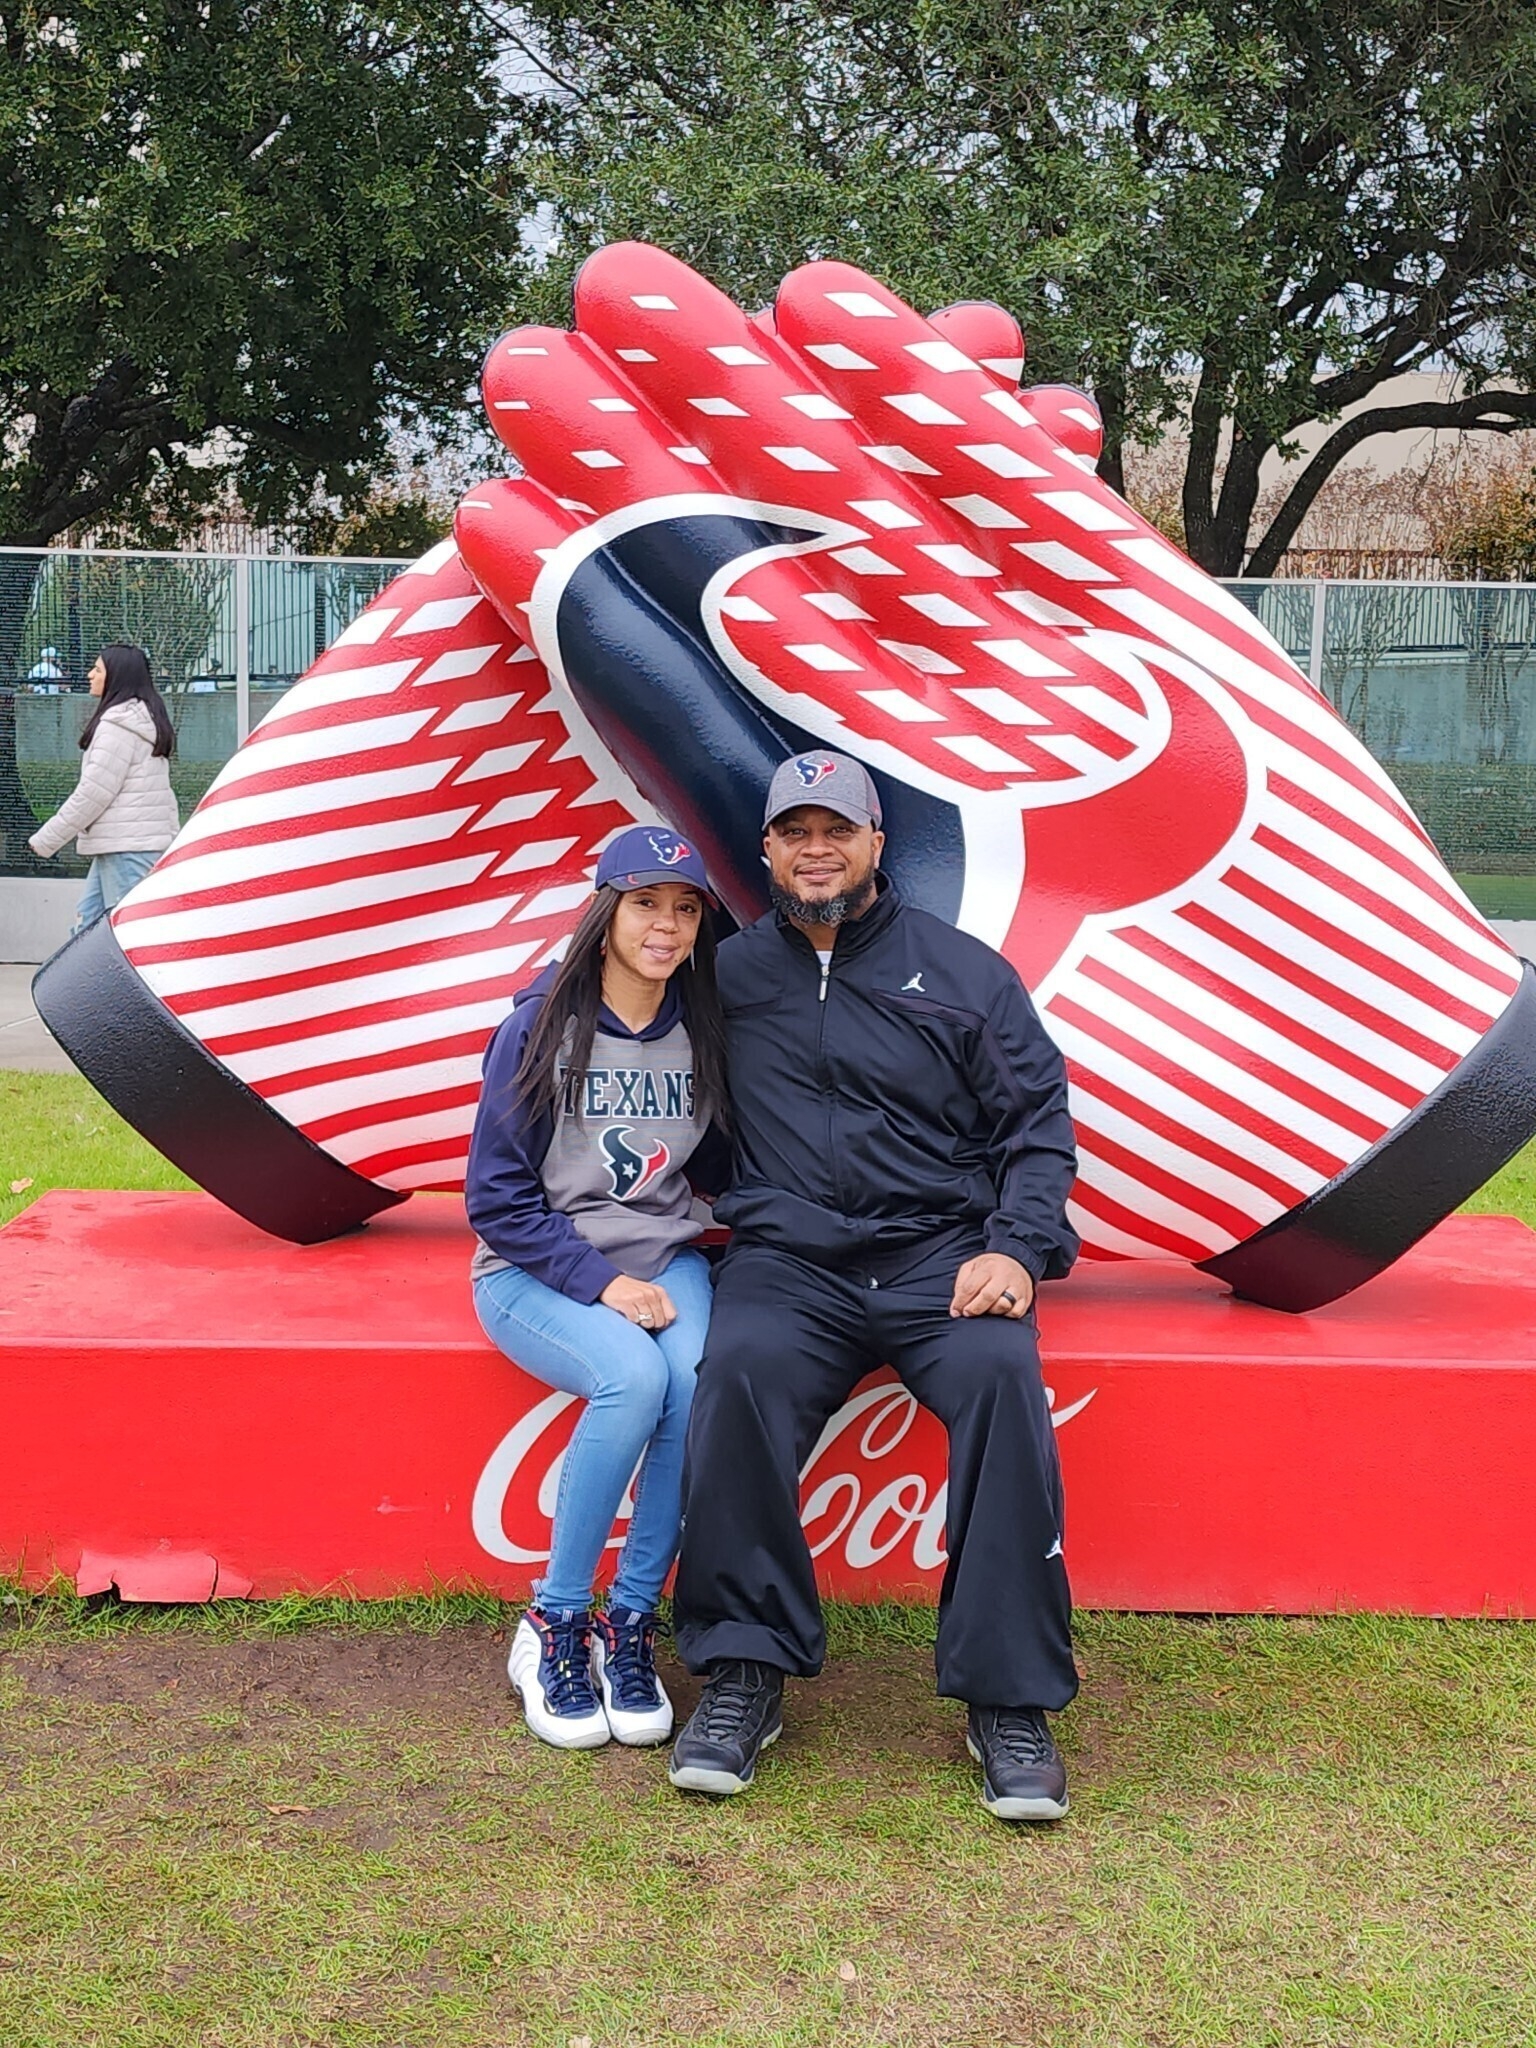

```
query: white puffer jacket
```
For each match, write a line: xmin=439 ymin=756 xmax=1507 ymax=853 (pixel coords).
xmin=29 ymin=700 xmax=180 ymax=859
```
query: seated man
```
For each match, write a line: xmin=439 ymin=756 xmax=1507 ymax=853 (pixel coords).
xmin=670 ymin=750 xmax=1081 ymax=1822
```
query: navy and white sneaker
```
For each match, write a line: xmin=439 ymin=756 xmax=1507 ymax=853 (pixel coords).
xmin=668 ymin=1659 xmax=784 ymax=1795
xmin=507 ymin=1607 xmax=610 ymax=1749
xmin=967 ymin=1706 xmax=1070 ymax=1821
xmin=591 ymin=1606 xmax=674 ymax=1746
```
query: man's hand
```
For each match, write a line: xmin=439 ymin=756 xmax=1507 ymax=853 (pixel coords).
xmin=950 ymin=1254 xmax=1035 ymax=1320
xmin=599 ymin=1275 xmax=678 ymax=1331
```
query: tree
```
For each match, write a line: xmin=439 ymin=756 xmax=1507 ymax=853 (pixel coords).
xmin=507 ymin=0 xmax=1536 ymax=575
xmin=0 ymin=0 xmax=534 ymax=862
xmin=0 ymin=0 xmax=527 ymax=561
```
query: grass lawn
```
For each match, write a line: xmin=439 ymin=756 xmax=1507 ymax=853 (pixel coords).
xmin=1452 ymin=872 xmax=1536 ymax=920
xmin=0 ymin=1071 xmax=192 ymax=1232
xmin=3 ymin=1077 xmax=1536 ymax=2046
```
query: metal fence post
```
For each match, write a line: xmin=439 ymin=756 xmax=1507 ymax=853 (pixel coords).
xmin=234 ymin=555 xmax=251 ymax=744
xmin=1307 ymin=578 xmax=1327 ymax=691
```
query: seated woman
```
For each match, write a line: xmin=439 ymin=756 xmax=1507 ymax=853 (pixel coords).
xmin=466 ymin=825 xmax=729 ymax=1750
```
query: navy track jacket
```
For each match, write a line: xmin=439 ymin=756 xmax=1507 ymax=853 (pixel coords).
xmin=712 ymin=878 xmax=1079 ymax=1282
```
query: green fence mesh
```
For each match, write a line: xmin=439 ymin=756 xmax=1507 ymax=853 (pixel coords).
xmin=6 ymin=552 xmax=1536 ymax=920
xmin=1231 ymin=581 xmax=1536 ymax=919
xmin=0 ymin=549 xmax=403 ymax=879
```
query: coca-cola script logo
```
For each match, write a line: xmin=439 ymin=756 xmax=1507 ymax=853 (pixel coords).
xmin=470 ymin=1374 xmax=1096 ymax=1577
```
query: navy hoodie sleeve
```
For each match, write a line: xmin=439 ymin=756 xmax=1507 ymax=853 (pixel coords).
xmin=968 ymin=974 xmax=1080 ymax=1284
xmin=464 ymin=1003 xmax=623 ymax=1304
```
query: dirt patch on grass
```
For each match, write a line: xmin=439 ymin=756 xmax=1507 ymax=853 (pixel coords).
xmin=14 ymin=1622 xmax=515 ymax=1722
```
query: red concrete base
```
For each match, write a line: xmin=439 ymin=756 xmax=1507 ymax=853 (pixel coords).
xmin=2 ymin=1191 xmax=1534 ymax=1614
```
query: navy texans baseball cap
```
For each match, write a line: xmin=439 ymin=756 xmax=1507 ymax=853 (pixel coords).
xmin=763 ymin=749 xmax=883 ymax=829
xmin=596 ymin=824 xmax=718 ymax=902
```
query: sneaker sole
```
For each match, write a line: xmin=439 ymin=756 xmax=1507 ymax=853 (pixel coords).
xmin=668 ymin=1719 xmax=782 ymax=1796
xmin=592 ymin=1636 xmax=674 ymax=1747
xmin=966 ymin=1733 xmax=1069 ymax=1822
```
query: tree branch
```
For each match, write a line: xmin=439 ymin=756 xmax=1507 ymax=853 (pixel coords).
xmin=1246 ymin=393 xmax=1536 ymax=575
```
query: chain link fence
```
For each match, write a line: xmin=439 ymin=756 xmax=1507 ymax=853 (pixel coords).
xmin=6 ymin=549 xmax=1536 ymax=918
xmin=1232 ymin=580 xmax=1536 ymax=918
xmin=0 ymin=548 xmax=405 ymax=879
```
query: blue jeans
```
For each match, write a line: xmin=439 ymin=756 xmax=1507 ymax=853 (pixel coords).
xmin=474 ymin=1249 xmax=712 ymax=1614
xmin=73 ymin=850 xmax=158 ymax=935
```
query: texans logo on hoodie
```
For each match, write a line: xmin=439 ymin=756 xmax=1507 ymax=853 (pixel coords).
xmin=601 ymin=1125 xmax=672 ymax=1202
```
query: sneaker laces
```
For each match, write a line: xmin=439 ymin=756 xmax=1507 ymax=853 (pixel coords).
xmin=986 ymin=1708 xmax=1056 ymax=1766
xmin=695 ymin=1660 xmax=777 ymax=1741
xmin=537 ymin=1611 xmax=599 ymax=1717
xmin=603 ymin=1609 xmax=662 ymax=1712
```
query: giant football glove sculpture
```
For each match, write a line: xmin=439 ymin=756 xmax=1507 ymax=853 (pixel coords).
xmin=35 ymin=246 xmax=1536 ymax=1309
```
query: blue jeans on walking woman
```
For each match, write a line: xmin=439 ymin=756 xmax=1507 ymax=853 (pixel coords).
xmin=473 ymin=1248 xmax=712 ymax=1615
xmin=73 ymin=849 xmax=158 ymax=936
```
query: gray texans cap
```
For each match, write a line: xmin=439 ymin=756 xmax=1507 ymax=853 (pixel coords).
xmin=763 ymin=750 xmax=883 ymax=829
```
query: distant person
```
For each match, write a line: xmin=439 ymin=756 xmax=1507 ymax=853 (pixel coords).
xmin=465 ymin=825 xmax=730 ymax=1752
xmin=26 ymin=646 xmax=64 ymax=694
xmin=27 ymin=645 xmax=179 ymax=934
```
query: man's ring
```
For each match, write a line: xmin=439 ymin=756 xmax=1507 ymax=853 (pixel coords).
xmin=1000 ymin=1289 xmax=1017 ymax=1308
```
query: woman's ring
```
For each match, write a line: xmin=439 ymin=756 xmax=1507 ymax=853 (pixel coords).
xmin=638 ymin=1310 xmax=654 ymax=1327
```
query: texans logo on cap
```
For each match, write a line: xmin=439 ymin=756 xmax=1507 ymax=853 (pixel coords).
xmin=647 ymin=831 xmax=690 ymax=865
xmin=796 ymin=756 xmax=838 ymax=789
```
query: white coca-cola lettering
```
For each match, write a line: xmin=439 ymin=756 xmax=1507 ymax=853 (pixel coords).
xmin=471 ymin=1377 xmax=1096 ymax=1571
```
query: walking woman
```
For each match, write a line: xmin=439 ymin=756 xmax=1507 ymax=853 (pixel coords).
xmin=466 ymin=825 xmax=730 ymax=1750
xmin=28 ymin=644 xmax=179 ymax=932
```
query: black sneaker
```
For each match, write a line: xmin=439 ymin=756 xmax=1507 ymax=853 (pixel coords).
xmin=966 ymin=1706 xmax=1069 ymax=1821
xmin=668 ymin=1659 xmax=784 ymax=1795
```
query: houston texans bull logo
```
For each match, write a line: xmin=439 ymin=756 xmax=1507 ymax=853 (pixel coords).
xmin=33 ymin=242 xmax=1536 ymax=1311
xmin=601 ymin=1127 xmax=672 ymax=1202
xmin=796 ymin=757 xmax=839 ymax=791
xmin=647 ymin=831 xmax=691 ymax=866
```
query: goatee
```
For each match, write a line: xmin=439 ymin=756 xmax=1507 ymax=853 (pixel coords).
xmin=769 ymin=876 xmax=877 ymax=928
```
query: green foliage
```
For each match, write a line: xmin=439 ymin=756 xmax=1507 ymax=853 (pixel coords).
xmin=298 ymin=472 xmax=456 ymax=557
xmin=1427 ymin=460 xmax=1536 ymax=580
xmin=515 ymin=0 xmax=1536 ymax=571
xmin=0 ymin=0 xmax=534 ymax=550
xmin=1389 ymin=762 xmax=1536 ymax=877
xmin=18 ymin=553 xmax=227 ymax=693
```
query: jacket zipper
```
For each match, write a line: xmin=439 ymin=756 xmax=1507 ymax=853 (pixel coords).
xmin=812 ymin=948 xmax=853 ymax=1213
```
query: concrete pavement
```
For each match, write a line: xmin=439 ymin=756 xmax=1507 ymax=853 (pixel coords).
xmin=0 ymin=964 xmax=75 ymax=1073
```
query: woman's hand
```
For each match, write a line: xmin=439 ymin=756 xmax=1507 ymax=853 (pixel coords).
xmin=599 ymin=1274 xmax=678 ymax=1332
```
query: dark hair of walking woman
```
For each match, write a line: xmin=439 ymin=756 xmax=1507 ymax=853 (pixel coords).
xmin=80 ymin=645 xmax=176 ymax=759
xmin=515 ymin=882 xmax=729 ymax=1130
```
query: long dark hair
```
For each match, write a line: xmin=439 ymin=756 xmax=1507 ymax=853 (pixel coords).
xmin=515 ymin=884 xmax=729 ymax=1129
xmin=81 ymin=644 xmax=175 ymax=758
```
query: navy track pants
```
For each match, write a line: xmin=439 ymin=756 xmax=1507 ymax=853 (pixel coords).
xmin=673 ymin=1235 xmax=1079 ymax=1710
